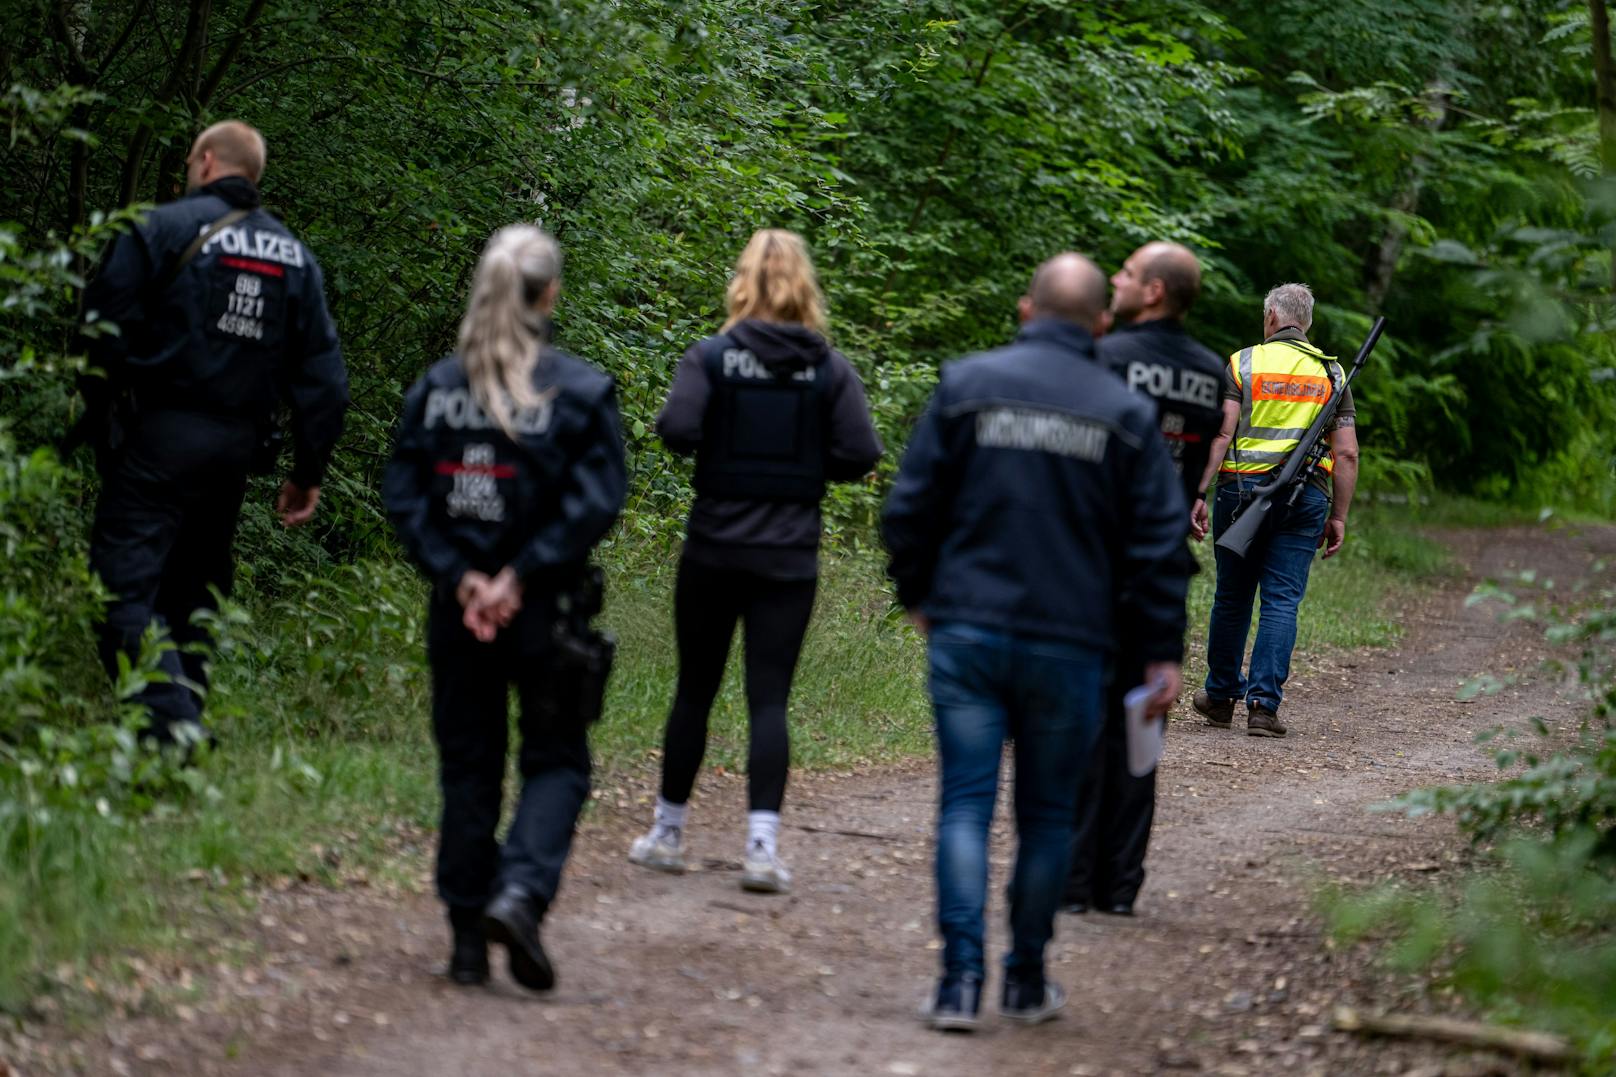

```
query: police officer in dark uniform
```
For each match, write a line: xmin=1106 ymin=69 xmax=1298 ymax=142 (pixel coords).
xmin=383 ymin=224 xmax=626 ymax=991
xmin=1063 ymin=241 xmax=1224 ymax=916
xmin=80 ymin=120 xmax=348 ymax=746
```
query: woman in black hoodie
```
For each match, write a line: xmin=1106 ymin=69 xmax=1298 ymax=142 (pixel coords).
xmin=629 ymin=229 xmax=883 ymax=893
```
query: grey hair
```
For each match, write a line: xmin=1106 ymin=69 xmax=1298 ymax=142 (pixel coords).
xmin=458 ymin=224 xmax=562 ymax=437
xmin=1263 ymin=282 xmax=1314 ymax=331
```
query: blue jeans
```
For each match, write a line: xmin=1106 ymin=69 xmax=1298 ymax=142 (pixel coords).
xmin=1205 ymin=483 xmax=1330 ymax=714
xmin=929 ymin=622 xmax=1106 ymax=983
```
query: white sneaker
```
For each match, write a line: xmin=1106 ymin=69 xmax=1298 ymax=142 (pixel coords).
xmin=740 ymin=841 xmax=791 ymax=894
xmin=628 ymin=826 xmax=687 ymax=874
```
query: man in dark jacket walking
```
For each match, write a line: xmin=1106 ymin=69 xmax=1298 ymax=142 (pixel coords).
xmin=80 ymin=120 xmax=348 ymax=745
xmin=1064 ymin=242 xmax=1224 ymax=917
xmin=883 ymin=253 xmax=1190 ymax=1031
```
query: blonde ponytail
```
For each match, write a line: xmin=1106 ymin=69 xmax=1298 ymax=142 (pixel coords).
xmin=458 ymin=224 xmax=563 ymax=437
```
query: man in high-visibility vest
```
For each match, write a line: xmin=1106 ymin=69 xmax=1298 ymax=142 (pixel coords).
xmin=1188 ymin=283 xmax=1359 ymax=737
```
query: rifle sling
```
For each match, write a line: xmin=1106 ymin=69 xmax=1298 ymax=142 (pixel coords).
xmin=157 ymin=207 xmax=253 ymax=295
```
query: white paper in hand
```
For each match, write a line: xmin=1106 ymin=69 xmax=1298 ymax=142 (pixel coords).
xmin=1124 ymin=681 xmax=1166 ymax=778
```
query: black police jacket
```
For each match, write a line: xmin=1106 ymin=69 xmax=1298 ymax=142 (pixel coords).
xmin=881 ymin=318 xmax=1190 ymax=662
xmin=383 ymin=348 xmax=627 ymax=601
xmin=656 ymin=319 xmax=883 ymax=579
xmin=82 ymin=176 xmax=348 ymax=488
xmin=1097 ymin=317 xmax=1225 ymax=512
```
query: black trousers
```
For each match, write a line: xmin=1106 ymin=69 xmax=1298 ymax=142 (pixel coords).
xmin=1065 ymin=664 xmax=1157 ymax=909
xmin=660 ymin=555 xmax=817 ymax=813
xmin=89 ymin=413 xmax=253 ymax=741
xmin=429 ymin=599 xmax=591 ymax=915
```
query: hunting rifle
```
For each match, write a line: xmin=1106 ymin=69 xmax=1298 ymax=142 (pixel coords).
xmin=1215 ymin=316 xmax=1386 ymax=558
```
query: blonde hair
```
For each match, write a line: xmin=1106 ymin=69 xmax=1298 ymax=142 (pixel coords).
xmin=458 ymin=224 xmax=562 ymax=437
xmin=191 ymin=121 xmax=267 ymax=182
xmin=722 ymin=229 xmax=827 ymax=333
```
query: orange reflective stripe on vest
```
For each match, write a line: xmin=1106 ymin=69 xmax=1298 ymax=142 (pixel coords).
xmin=1222 ymin=340 xmax=1342 ymax=478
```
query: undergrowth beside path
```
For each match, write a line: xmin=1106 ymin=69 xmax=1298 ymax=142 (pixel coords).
xmin=0 ymin=506 xmax=1458 ymax=1013
xmin=6 ymin=519 xmax=1595 ymax=1077
xmin=1324 ymin=521 xmax=1616 ymax=1071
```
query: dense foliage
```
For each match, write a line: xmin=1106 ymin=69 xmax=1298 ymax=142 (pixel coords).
xmin=4 ymin=1 xmax=1614 ymax=529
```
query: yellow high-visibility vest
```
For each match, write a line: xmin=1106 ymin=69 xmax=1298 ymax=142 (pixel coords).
xmin=1221 ymin=339 xmax=1344 ymax=478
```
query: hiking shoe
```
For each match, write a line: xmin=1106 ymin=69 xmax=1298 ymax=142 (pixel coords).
xmin=1192 ymin=690 xmax=1236 ymax=729
xmin=1001 ymin=977 xmax=1067 ymax=1025
xmin=628 ymin=826 xmax=688 ymax=874
xmin=921 ymin=975 xmax=983 ymax=1032
xmin=740 ymin=841 xmax=792 ymax=894
xmin=1247 ymin=706 xmax=1288 ymax=738
xmin=447 ymin=907 xmax=489 ymax=986
xmin=482 ymin=886 xmax=555 ymax=992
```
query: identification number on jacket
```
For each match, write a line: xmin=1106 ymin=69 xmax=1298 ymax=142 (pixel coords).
xmin=206 ymin=258 xmax=285 ymax=349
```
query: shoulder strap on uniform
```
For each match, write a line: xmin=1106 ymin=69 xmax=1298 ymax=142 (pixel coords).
xmin=1273 ymin=338 xmax=1333 ymax=364
xmin=155 ymin=208 xmax=252 ymax=295
xmin=1274 ymin=339 xmax=1344 ymax=394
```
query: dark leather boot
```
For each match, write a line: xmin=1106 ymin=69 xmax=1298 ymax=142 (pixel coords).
xmin=483 ymin=886 xmax=555 ymax=991
xmin=1247 ymin=706 xmax=1288 ymax=738
xmin=1192 ymin=690 xmax=1235 ymax=729
xmin=447 ymin=906 xmax=489 ymax=986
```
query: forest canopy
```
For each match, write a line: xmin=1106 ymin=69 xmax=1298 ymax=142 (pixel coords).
xmin=3 ymin=0 xmax=1615 ymax=539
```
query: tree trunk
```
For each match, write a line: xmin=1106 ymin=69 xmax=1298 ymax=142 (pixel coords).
xmin=197 ymin=0 xmax=270 ymax=107
xmin=152 ymin=0 xmax=214 ymax=203
xmin=50 ymin=1 xmax=94 ymax=230
xmin=118 ymin=0 xmax=212 ymax=206
xmin=68 ymin=111 xmax=90 ymax=228
xmin=1589 ymin=0 xmax=1616 ymax=288
xmin=1593 ymin=0 xmax=1616 ymax=171
xmin=143 ymin=0 xmax=270 ymax=203
xmin=1364 ymin=81 xmax=1450 ymax=313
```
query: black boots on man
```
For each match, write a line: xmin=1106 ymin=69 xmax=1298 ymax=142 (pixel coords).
xmin=447 ymin=906 xmax=489 ymax=985
xmin=1001 ymin=975 xmax=1067 ymax=1025
xmin=483 ymin=886 xmax=555 ymax=991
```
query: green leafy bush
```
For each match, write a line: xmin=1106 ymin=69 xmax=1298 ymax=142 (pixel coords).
xmin=211 ymin=560 xmax=429 ymax=744
xmin=1395 ymin=572 xmax=1616 ymax=844
xmin=1331 ymin=565 xmax=1616 ymax=1068
xmin=1328 ymin=830 xmax=1616 ymax=1069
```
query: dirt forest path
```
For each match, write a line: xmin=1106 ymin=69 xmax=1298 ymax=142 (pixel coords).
xmin=20 ymin=524 xmax=1616 ymax=1077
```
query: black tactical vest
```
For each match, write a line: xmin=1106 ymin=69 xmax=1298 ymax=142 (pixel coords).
xmin=690 ymin=334 xmax=830 ymax=503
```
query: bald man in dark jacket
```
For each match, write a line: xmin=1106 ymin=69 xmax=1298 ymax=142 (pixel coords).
xmin=884 ymin=253 xmax=1189 ymax=1032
